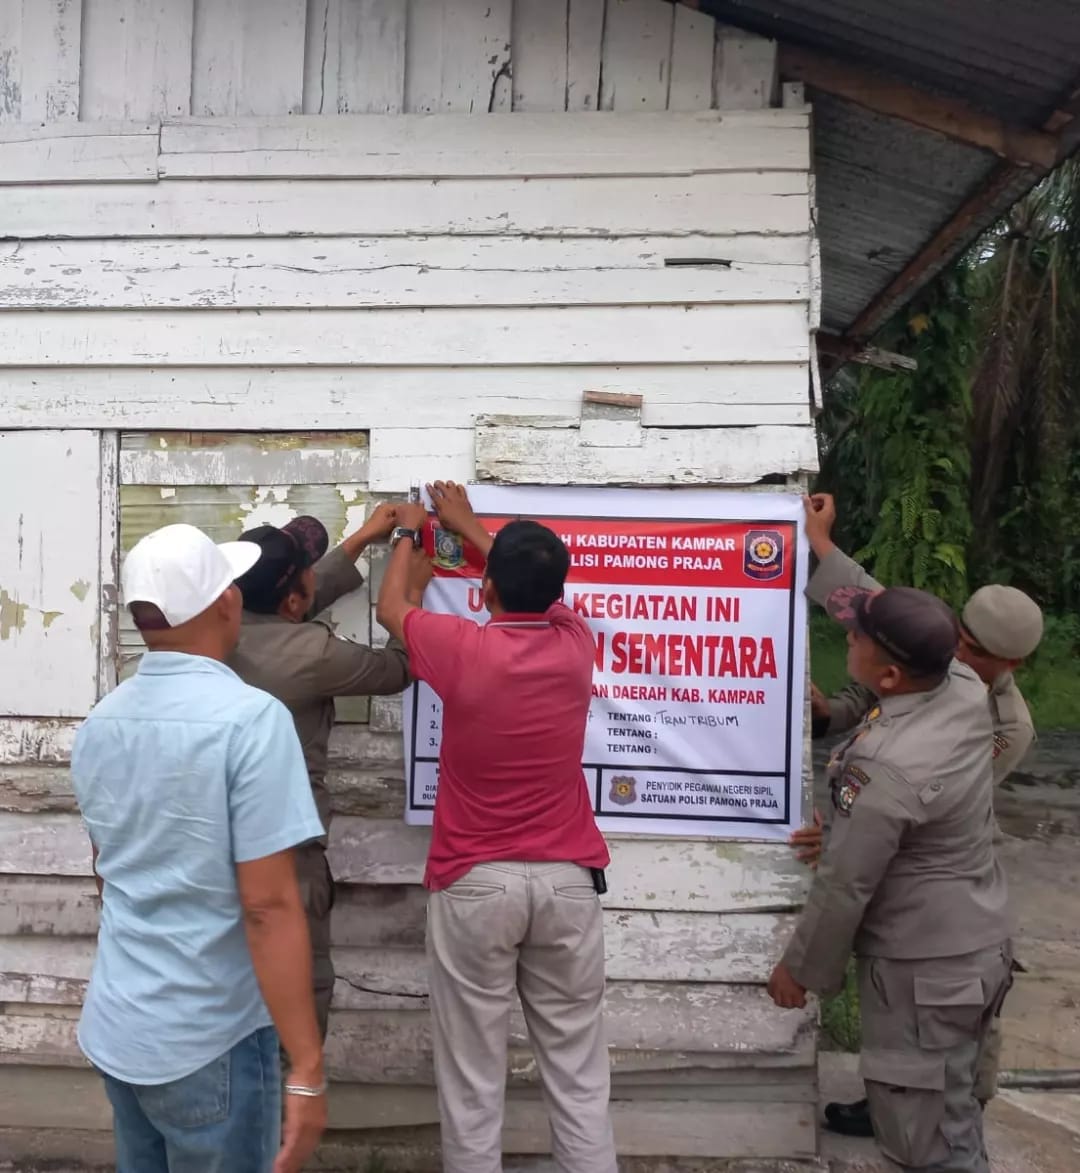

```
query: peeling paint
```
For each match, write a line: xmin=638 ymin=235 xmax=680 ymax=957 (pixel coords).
xmin=69 ymin=580 xmax=90 ymax=602
xmin=159 ymin=487 xmax=176 ymax=499
xmin=0 ymin=590 xmax=28 ymax=640
xmin=41 ymin=611 xmax=62 ymax=630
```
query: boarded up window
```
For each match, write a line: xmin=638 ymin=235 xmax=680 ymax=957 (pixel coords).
xmin=118 ymin=431 xmax=373 ymax=722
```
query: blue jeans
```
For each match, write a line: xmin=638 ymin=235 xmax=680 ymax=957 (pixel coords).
xmin=100 ymin=1026 xmax=281 ymax=1173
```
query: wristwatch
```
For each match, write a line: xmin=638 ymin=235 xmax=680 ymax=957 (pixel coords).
xmin=389 ymin=526 xmax=422 ymax=549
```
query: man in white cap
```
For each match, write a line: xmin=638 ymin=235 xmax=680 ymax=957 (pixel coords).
xmin=71 ymin=524 xmax=328 ymax=1173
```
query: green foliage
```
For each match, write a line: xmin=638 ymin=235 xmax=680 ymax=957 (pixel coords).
xmin=820 ymin=961 xmax=861 ymax=1053
xmin=819 ymin=273 xmax=974 ymax=609
xmin=820 ymin=157 xmax=1080 ymax=649
xmin=1013 ymin=614 xmax=1080 ymax=731
xmin=964 ymin=157 xmax=1080 ymax=616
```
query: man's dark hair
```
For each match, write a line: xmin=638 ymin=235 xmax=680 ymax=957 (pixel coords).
xmin=129 ymin=602 xmax=171 ymax=631
xmin=240 ymin=565 xmax=306 ymax=615
xmin=485 ymin=520 xmax=570 ymax=613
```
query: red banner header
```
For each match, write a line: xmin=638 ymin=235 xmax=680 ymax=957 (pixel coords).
xmin=423 ymin=516 xmax=795 ymax=590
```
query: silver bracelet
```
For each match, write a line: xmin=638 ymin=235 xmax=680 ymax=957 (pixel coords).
xmin=284 ymin=1081 xmax=327 ymax=1098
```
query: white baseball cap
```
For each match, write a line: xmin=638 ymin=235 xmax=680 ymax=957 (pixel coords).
xmin=122 ymin=523 xmax=262 ymax=628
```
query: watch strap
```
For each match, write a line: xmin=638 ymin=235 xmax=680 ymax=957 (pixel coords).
xmin=390 ymin=526 xmax=421 ymax=548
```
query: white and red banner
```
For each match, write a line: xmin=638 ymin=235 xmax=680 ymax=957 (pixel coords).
xmin=403 ymin=485 xmax=808 ymax=840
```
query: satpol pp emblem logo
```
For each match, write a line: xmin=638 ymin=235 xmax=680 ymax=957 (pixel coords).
xmin=432 ymin=527 xmax=466 ymax=571
xmin=743 ymin=530 xmax=784 ymax=582
xmin=609 ymin=776 xmax=637 ymax=806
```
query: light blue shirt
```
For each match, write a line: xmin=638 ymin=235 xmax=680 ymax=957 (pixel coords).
xmin=71 ymin=652 xmax=324 ymax=1085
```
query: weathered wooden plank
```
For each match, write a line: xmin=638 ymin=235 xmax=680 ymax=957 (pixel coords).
xmin=402 ymin=0 xmax=444 ymax=115
xmin=607 ymin=911 xmax=793 ymax=982
xmin=328 ymin=984 xmax=818 ymax=1081
xmin=668 ymin=5 xmax=716 ymax=112
xmin=0 ymin=808 xmax=806 ymax=922
xmin=0 ymin=767 xmax=81 ymax=814
xmin=338 ymin=0 xmax=407 ymax=114
xmin=80 ymin=0 xmax=194 ymax=120
xmin=366 ymin=426 xmax=474 ymax=493
xmin=0 ymin=233 xmax=809 ymax=310
xmin=0 ymin=876 xmax=98 ymax=937
xmin=510 ymin=0 xmax=567 ymax=113
xmin=191 ymin=0 xmax=306 ymax=117
xmin=6 ymin=173 xmax=809 ymax=240
xmin=0 ymin=304 xmax=809 ymax=368
xmin=0 ymin=363 xmax=811 ymax=432
xmin=158 ymin=111 xmax=809 ymax=177
xmin=303 ymin=0 xmax=406 ymax=115
xmin=714 ymin=25 xmax=777 ymax=110
xmin=118 ymin=442 xmax=370 ymax=486
xmin=0 ymin=720 xmax=77 ymax=765
xmin=512 ymin=1098 xmax=816 ymax=1159
xmin=0 ymin=717 xmax=394 ymax=770
xmin=600 ymin=0 xmax=674 ymax=112
xmin=0 ymin=817 xmax=92 ymax=877
xmin=566 ymin=0 xmax=605 ymax=112
xmin=0 ymin=124 xmax=158 ymax=184
xmin=0 ymin=1064 xmax=816 ymax=1149
xmin=302 ymin=0 xmax=340 ymax=114
xmin=476 ymin=419 xmax=819 ymax=484
xmin=0 ymin=433 xmax=102 ymax=719
xmin=442 ymin=0 xmax=512 ymax=114
xmin=404 ymin=0 xmax=512 ymax=114
xmin=0 ymin=784 xmax=807 ymax=910
xmin=96 ymin=431 xmax=120 ymax=702
xmin=0 ymin=875 xmax=428 ymax=943
xmin=0 ymin=0 xmax=82 ymax=123
xmin=0 ymin=981 xmax=814 ymax=1069
xmin=0 ymin=937 xmax=428 ymax=1011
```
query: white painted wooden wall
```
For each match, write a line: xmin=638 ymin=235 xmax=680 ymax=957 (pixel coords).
xmin=0 ymin=1 xmax=820 ymax=1165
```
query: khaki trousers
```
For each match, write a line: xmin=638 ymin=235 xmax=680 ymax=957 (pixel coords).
xmin=426 ymin=861 xmax=618 ymax=1173
xmin=294 ymin=842 xmax=336 ymax=1040
xmin=857 ymin=942 xmax=1013 ymax=1173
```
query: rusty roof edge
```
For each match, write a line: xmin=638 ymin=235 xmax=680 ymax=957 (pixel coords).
xmin=824 ymin=68 xmax=1080 ymax=369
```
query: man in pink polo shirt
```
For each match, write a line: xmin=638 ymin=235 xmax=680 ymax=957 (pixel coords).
xmin=376 ymin=483 xmax=616 ymax=1173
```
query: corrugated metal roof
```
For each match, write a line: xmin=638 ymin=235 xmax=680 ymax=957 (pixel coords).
xmin=700 ymin=0 xmax=1080 ymax=341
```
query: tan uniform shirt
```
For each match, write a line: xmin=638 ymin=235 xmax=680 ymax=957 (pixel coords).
xmin=988 ymin=671 xmax=1035 ymax=783
xmin=229 ymin=546 xmax=411 ymax=837
xmin=813 ymin=550 xmax=1035 ymax=785
xmin=784 ymin=548 xmax=1013 ymax=995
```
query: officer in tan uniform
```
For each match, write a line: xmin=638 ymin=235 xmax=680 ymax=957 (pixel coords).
xmin=769 ymin=580 xmax=1014 ymax=1173
xmin=230 ymin=507 xmax=411 ymax=1037
xmin=793 ymin=494 xmax=1043 ymax=1134
xmin=805 ymin=494 xmax=1041 ymax=780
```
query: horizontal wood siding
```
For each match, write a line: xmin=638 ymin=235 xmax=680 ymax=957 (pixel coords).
xmin=0 ymin=115 xmax=814 ymax=474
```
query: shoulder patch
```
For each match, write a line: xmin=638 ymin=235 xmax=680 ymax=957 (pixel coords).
xmin=993 ymin=733 xmax=1010 ymax=759
xmin=834 ymin=764 xmax=871 ymax=816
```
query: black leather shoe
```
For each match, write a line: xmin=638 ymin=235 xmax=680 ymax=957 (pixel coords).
xmin=823 ymin=1097 xmax=875 ymax=1138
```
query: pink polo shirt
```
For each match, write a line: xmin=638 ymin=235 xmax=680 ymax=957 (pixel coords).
xmin=402 ymin=603 xmax=610 ymax=891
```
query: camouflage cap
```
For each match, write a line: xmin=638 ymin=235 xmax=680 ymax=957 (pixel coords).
xmin=962 ymin=585 xmax=1043 ymax=660
xmin=827 ymin=584 xmax=959 ymax=677
xmin=234 ymin=515 xmax=329 ymax=612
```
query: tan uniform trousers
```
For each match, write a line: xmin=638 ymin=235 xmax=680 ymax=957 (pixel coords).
xmin=426 ymin=861 xmax=618 ymax=1173
xmin=857 ymin=942 xmax=1013 ymax=1173
xmin=294 ymin=842 xmax=336 ymax=1040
